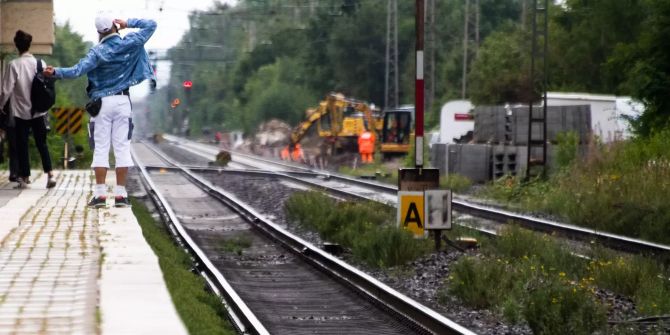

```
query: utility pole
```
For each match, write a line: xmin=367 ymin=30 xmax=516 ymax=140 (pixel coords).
xmin=385 ymin=0 xmax=399 ymax=109
xmin=461 ymin=0 xmax=469 ymax=99
xmin=424 ymin=0 xmax=436 ymax=117
xmin=461 ymin=0 xmax=480 ymax=99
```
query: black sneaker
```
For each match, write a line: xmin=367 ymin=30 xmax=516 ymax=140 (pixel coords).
xmin=114 ymin=196 xmax=131 ymax=208
xmin=46 ymin=178 xmax=56 ymax=189
xmin=88 ymin=196 xmax=107 ymax=208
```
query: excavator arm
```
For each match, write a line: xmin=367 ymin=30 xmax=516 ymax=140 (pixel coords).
xmin=289 ymin=104 xmax=327 ymax=148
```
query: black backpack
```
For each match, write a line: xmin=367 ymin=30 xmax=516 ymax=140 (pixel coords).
xmin=31 ymin=58 xmax=56 ymax=115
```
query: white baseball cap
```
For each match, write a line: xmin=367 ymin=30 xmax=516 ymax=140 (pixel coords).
xmin=95 ymin=12 xmax=115 ymax=34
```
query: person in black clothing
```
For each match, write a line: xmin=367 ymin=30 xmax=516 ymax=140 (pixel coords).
xmin=0 ymin=31 xmax=56 ymax=189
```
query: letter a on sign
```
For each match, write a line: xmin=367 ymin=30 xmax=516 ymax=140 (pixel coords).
xmin=398 ymin=191 xmax=425 ymax=237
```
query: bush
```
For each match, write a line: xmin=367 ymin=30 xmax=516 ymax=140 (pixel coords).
xmin=446 ymin=257 xmax=516 ymax=309
xmin=588 ymin=248 xmax=670 ymax=315
xmin=447 ymin=255 xmax=607 ymax=334
xmin=523 ymin=276 xmax=606 ymax=335
xmin=285 ymin=191 xmax=431 ymax=268
xmin=555 ymin=131 xmax=580 ymax=169
xmin=440 ymin=174 xmax=472 ymax=193
xmin=482 ymin=130 xmax=670 ymax=245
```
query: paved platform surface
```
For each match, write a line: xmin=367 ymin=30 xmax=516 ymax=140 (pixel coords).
xmin=0 ymin=170 xmax=187 ymax=334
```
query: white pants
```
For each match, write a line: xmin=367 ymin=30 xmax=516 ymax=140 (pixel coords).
xmin=88 ymin=95 xmax=134 ymax=168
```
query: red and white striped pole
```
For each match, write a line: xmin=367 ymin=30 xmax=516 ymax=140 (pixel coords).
xmin=415 ymin=0 xmax=425 ymax=168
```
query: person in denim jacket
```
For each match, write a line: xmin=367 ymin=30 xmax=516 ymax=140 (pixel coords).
xmin=44 ymin=12 xmax=156 ymax=208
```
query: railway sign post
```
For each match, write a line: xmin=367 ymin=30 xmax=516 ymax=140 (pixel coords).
xmin=396 ymin=1 xmax=448 ymax=249
xmin=415 ymin=0 xmax=425 ymax=168
xmin=425 ymin=190 xmax=452 ymax=230
xmin=52 ymin=107 xmax=85 ymax=169
xmin=398 ymin=191 xmax=426 ymax=237
xmin=397 ymin=168 xmax=439 ymax=239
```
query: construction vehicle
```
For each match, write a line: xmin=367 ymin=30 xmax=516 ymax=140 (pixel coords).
xmin=380 ymin=106 xmax=414 ymax=156
xmin=283 ymin=93 xmax=383 ymax=159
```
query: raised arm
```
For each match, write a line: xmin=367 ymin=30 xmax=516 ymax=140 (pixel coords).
xmin=53 ymin=49 xmax=99 ymax=79
xmin=117 ymin=18 xmax=157 ymax=46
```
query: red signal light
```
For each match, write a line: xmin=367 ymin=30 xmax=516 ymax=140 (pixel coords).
xmin=183 ymin=80 xmax=193 ymax=88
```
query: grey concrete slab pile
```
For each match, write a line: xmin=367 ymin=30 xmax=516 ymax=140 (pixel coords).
xmin=442 ymin=143 xmax=492 ymax=183
xmin=491 ymin=145 xmax=528 ymax=180
xmin=473 ymin=105 xmax=592 ymax=145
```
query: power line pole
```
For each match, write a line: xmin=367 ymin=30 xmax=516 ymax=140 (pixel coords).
xmin=424 ymin=0 xmax=436 ymax=116
xmin=461 ymin=0 xmax=469 ymax=99
xmin=461 ymin=0 xmax=480 ymax=99
xmin=385 ymin=0 xmax=399 ymax=109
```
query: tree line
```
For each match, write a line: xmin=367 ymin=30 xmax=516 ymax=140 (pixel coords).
xmin=149 ymin=0 xmax=669 ymax=137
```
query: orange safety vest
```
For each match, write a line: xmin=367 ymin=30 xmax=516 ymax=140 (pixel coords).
xmin=358 ymin=131 xmax=375 ymax=154
xmin=291 ymin=144 xmax=304 ymax=161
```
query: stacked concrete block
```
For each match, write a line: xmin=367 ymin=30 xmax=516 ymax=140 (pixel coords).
xmin=473 ymin=105 xmax=592 ymax=145
xmin=440 ymin=143 xmax=492 ymax=183
xmin=473 ymin=106 xmax=507 ymax=143
xmin=510 ymin=105 xmax=592 ymax=145
xmin=431 ymin=143 xmax=448 ymax=175
xmin=492 ymin=145 xmax=528 ymax=179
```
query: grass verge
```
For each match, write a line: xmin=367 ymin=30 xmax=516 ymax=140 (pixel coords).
xmin=480 ymin=130 xmax=670 ymax=245
xmin=131 ymin=198 xmax=235 ymax=335
xmin=284 ymin=191 xmax=431 ymax=268
xmin=442 ymin=226 xmax=670 ymax=334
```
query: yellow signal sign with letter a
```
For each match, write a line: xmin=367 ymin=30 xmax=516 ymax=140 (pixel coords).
xmin=398 ymin=191 xmax=425 ymax=238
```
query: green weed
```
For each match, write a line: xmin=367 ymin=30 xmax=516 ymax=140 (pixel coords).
xmin=131 ymin=199 xmax=234 ymax=335
xmin=285 ymin=191 xmax=431 ymax=268
xmin=482 ymin=130 xmax=670 ymax=245
xmin=439 ymin=174 xmax=472 ymax=193
xmin=219 ymin=236 xmax=252 ymax=256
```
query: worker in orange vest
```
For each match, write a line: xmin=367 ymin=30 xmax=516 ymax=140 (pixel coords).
xmin=281 ymin=146 xmax=290 ymax=160
xmin=291 ymin=143 xmax=304 ymax=162
xmin=358 ymin=130 xmax=375 ymax=163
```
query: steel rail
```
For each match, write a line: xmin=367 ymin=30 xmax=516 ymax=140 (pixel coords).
xmin=162 ymin=136 xmax=670 ymax=257
xmin=131 ymin=146 xmax=270 ymax=335
xmin=181 ymin=167 xmax=474 ymax=334
xmin=140 ymin=142 xmax=475 ymax=334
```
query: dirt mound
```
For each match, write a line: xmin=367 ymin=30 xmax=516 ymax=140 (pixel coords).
xmin=254 ymin=119 xmax=291 ymax=146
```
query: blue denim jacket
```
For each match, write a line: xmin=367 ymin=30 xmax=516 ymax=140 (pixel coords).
xmin=55 ymin=18 xmax=156 ymax=99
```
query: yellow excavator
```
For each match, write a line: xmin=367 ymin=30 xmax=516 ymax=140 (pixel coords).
xmin=282 ymin=93 xmax=383 ymax=160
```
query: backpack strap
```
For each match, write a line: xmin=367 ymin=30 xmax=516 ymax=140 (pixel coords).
xmin=36 ymin=58 xmax=43 ymax=74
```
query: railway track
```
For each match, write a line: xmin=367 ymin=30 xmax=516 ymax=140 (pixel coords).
xmin=158 ymin=135 xmax=670 ymax=258
xmin=131 ymin=142 xmax=475 ymax=335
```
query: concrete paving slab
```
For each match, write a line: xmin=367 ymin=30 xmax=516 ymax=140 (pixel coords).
xmin=99 ymin=195 xmax=187 ymax=335
xmin=0 ymin=170 xmax=186 ymax=334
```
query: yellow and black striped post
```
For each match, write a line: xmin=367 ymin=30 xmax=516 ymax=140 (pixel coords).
xmin=53 ymin=108 xmax=84 ymax=135
xmin=52 ymin=107 xmax=85 ymax=169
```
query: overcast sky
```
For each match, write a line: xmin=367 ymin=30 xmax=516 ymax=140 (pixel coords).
xmin=53 ymin=0 xmax=236 ymax=98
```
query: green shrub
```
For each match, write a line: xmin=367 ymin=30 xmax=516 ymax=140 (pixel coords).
xmin=440 ymin=174 xmax=472 ymax=193
xmin=491 ymin=226 xmax=586 ymax=276
xmin=219 ymin=236 xmax=252 ymax=255
xmin=523 ymin=276 xmax=606 ymax=335
xmin=446 ymin=257 xmax=517 ymax=308
xmin=555 ymin=131 xmax=580 ymax=169
xmin=285 ymin=191 xmax=431 ymax=268
xmin=482 ymin=130 xmax=670 ymax=245
xmin=447 ymin=255 xmax=606 ymax=333
xmin=587 ymin=248 xmax=670 ymax=315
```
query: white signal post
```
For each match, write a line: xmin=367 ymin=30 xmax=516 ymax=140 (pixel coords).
xmin=415 ymin=0 xmax=425 ymax=168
